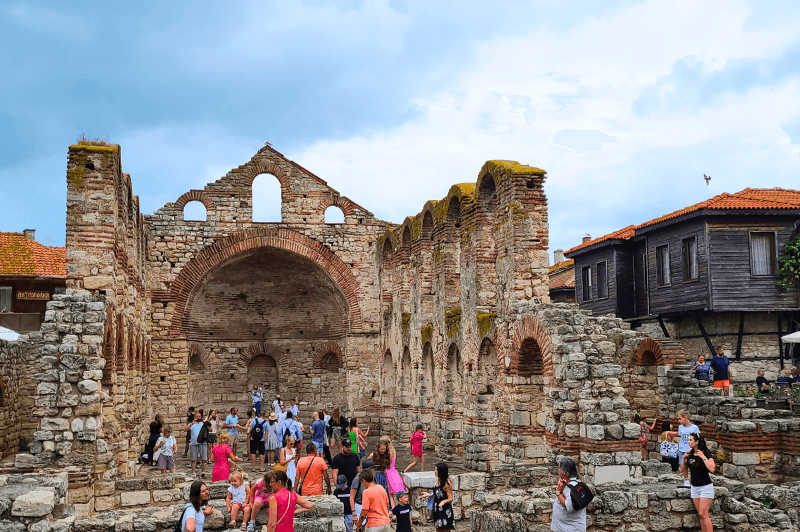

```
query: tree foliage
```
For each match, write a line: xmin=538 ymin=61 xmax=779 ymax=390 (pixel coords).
xmin=776 ymin=233 xmax=800 ymax=292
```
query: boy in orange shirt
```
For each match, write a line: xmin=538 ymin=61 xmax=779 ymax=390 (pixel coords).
xmin=356 ymin=469 xmax=390 ymax=532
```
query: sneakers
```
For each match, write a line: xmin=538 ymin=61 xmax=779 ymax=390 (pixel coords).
xmin=246 ymin=522 xmax=255 ymax=532
xmin=677 ymin=480 xmax=690 ymax=488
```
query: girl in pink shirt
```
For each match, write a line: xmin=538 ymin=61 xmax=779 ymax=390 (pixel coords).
xmin=403 ymin=424 xmax=426 ymax=473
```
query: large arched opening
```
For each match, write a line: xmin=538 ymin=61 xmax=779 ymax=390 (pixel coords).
xmin=180 ymin=245 xmax=350 ymax=411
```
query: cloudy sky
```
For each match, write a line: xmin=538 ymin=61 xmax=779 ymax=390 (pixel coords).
xmin=1 ymin=1 xmax=800 ymax=259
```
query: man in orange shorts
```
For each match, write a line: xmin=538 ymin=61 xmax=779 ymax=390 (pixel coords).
xmin=709 ymin=347 xmax=731 ymax=396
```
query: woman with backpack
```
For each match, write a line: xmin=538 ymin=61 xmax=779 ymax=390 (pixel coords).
xmin=180 ymin=481 xmax=214 ymax=532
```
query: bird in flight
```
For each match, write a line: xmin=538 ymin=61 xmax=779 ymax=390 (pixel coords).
xmin=704 ymin=174 xmax=711 ymax=185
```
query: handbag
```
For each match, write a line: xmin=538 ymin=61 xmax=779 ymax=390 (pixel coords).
xmin=426 ymin=494 xmax=434 ymax=511
xmin=296 ymin=456 xmax=315 ymax=494
xmin=660 ymin=441 xmax=678 ymax=458
xmin=356 ymin=433 xmax=367 ymax=452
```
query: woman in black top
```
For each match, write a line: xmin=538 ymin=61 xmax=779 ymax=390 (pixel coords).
xmin=681 ymin=433 xmax=715 ymax=532
xmin=145 ymin=414 xmax=164 ymax=466
xmin=420 ymin=462 xmax=454 ymax=531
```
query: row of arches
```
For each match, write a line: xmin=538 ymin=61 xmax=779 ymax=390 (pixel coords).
xmin=185 ymin=342 xmax=343 ymax=410
xmin=381 ymin=173 xmax=499 ymax=259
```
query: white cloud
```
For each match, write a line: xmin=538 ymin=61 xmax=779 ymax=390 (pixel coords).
xmin=287 ymin=0 xmax=800 ymax=255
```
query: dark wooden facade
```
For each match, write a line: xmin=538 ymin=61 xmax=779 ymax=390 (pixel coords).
xmin=567 ymin=213 xmax=800 ymax=320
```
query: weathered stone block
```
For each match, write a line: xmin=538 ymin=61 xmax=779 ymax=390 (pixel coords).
xmin=120 ymin=490 xmax=151 ymax=507
xmin=11 ymin=489 xmax=55 ymax=517
xmin=731 ymin=452 xmax=760 ymax=466
xmin=593 ymin=465 xmax=629 ymax=485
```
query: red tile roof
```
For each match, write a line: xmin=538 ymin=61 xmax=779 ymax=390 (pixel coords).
xmin=549 ymin=259 xmax=575 ymax=290
xmin=0 ymin=233 xmax=66 ymax=277
xmin=566 ymin=188 xmax=800 ymax=255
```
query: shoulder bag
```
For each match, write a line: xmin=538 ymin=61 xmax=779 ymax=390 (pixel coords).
xmin=296 ymin=456 xmax=316 ymax=494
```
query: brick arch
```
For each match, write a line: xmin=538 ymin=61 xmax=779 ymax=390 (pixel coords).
xmin=633 ymin=338 xmax=687 ymax=366
xmin=174 ymin=190 xmax=216 ymax=212
xmin=313 ymin=342 xmax=343 ymax=369
xmin=318 ymin=196 xmax=358 ymax=217
xmin=167 ymin=227 xmax=363 ymax=335
xmin=243 ymin=162 xmax=291 ymax=189
xmin=239 ymin=342 xmax=288 ymax=367
xmin=510 ymin=315 xmax=554 ymax=376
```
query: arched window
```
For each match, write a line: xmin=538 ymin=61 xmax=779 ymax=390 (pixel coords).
xmin=518 ymin=338 xmax=544 ymax=377
xmin=247 ymin=354 xmax=279 ymax=395
xmin=478 ymin=338 xmax=496 ymax=394
xmin=252 ymin=174 xmax=282 ymax=222
xmin=401 ymin=347 xmax=411 ymax=389
xmin=639 ymin=350 xmax=657 ymax=366
xmin=325 ymin=206 xmax=345 ymax=224
xmin=422 ymin=343 xmax=434 ymax=398
xmin=478 ymin=175 xmax=497 ymax=210
xmin=382 ymin=350 xmax=394 ymax=400
xmin=321 ymin=352 xmax=340 ymax=372
xmin=183 ymin=200 xmax=207 ymax=221
xmin=422 ymin=211 xmax=434 ymax=241
xmin=447 ymin=196 xmax=462 ymax=229
xmin=446 ymin=343 xmax=461 ymax=401
xmin=188 ymin=342 xmax=205 ymax=371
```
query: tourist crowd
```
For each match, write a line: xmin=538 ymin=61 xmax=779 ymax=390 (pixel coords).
xmin=142 ymin=387 xmax=450 ymax=532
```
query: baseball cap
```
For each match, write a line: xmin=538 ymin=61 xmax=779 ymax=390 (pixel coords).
xmin=337 ymin=475 xmax=347 ymax=487
xmin=396 ymin=490 xmax=408 ymax=498
xmin=361 ymin=458 xmax=376 ymax=470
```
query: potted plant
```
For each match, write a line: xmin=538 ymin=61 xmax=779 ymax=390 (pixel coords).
xmin=764 ymin=386 xmax=787 ymax=411
xmin=754 ymin=390 xmax=766 ymax=408
xmin=789 ymin=387 xmax=800 ymax=415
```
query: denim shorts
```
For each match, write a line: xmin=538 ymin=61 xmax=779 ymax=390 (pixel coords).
xmin=691 ymin=483 xmax=714 ymax=499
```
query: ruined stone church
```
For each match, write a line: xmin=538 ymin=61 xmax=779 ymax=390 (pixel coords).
xmin=2 ymin=141 xmax=799 ymax=528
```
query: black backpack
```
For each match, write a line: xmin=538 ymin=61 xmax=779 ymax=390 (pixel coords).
xmin=196 ymin=424 xmax=208 ymax=444
xmin=567 ymin=480 xmax=594 ymax=510
xmin=173 ymin=506 xmax=188 ymax=532
xmin=252 ymin=419 xmax=266 ymax=440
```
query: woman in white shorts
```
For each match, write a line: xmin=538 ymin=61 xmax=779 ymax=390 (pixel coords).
xmin=681 ymin=433 xmax=715 ymax=532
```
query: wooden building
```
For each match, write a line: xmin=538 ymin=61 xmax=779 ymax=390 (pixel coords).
xmin=565 ymin=188 xmax=800 ymax=373
xmin=549 ymin=249 xmax=575 ymax=303
xmin=0 ymin=230 xmax=66 ymax=332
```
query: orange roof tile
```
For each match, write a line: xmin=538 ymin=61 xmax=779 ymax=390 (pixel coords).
xmin=549 ymin=260 xmax=575 ymax=290
xmin=566 ymin=188 xmax=800 ymax=255
xmin=0 ymin=232 xmax=66 ymax=277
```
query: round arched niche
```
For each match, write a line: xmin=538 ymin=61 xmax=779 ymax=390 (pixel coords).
xmin=182 ymin=247 xmax=350 ymax=341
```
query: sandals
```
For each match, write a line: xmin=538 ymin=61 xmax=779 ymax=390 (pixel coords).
xmin=240 ymin=523 xmax=247 ymax=531
xmin=260 ymin=468 xmax=266 ymax=472
xmin=228 ymin=521 xmax=236 ymax=529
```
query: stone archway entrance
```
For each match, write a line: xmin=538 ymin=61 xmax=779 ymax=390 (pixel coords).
xmin=177 ymin=241 xmax=352 ymax=411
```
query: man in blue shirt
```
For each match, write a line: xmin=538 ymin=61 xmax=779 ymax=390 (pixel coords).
xmin=252 ymin=386 xmax=263 ymax=416
xmin=708 ymin=347 xmax=731 ymax=396
xmin=311 ymin=411 xmax=326 ymax=455
xmin=225 ymin=407 xmax=243 ymax=457
xmin=186 ymin=413 xmax=207 ymax=477
xmin=289 ymin=398 xmax=299 ymax=418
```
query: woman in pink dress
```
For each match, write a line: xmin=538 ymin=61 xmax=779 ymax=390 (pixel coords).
xmin=211 ymin=431 xmax=244 ymax=482
xmin=266 ymin=470 xmax=313 ymax=532
xmin=380 ymin=436 xmax=405 ymax=506
xmin=404 ymin=424 xmax=426 ymax=473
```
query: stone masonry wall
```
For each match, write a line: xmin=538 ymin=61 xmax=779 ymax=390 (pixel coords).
xmin=142 ymin=146 xmax=392 ymax=428
xmin=661 ymin=365 xmax=800 ymax=482
xmin=0 ymin=339 xmax=24 ymax=457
